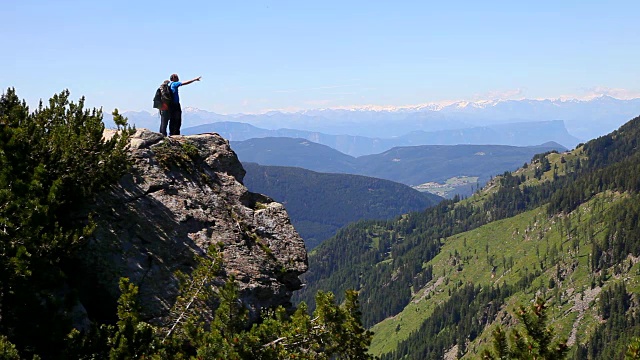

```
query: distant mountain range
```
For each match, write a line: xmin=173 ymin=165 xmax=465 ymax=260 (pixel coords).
xmin=281 ymin=96 xmax=640 ymax=140
xmin=182 ymin=120 xmax=579 ymax=157
xmin=232 ymin=137 xmax=567 ymax=196
xmin=241 ymin=163 xmax=441 ymax=249
xmin=113 ymin=96 xmax=640 ymax=147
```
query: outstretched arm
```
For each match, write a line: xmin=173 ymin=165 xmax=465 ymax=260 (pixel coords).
xmin=181 ymin=76 xmax=202 ymax=86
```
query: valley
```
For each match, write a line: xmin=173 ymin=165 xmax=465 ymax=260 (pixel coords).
xmin=412 ymin=176 xmax=479 ymax=198
xmin=235 ymin=141 xmax=565 ymax=249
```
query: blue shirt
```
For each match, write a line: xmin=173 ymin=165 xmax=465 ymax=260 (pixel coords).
xmin=169 ymin=81 xmax=182 ymax=103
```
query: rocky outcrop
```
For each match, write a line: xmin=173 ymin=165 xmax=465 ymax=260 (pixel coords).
xmin=80 ymin=129 xmax=307 ymax=323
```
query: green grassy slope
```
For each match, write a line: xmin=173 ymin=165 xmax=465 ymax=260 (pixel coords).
xmin=296 ymin=114 xmax=640 ymax=359
xmin=371 ymin=191 xmax=636 ymax=357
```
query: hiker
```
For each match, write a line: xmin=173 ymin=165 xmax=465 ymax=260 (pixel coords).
xmin=155 ymin=80 xmax=171 ymax=136
xmin=167 ymin=74 xmax=201 ymax=136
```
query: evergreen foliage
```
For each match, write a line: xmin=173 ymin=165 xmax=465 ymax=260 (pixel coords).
xmin=0 ymin=88 xmax=133 ymax=357
xmin=65 ymin=246 xmax=373 ymax=359
xmin=380 ymin=270 xmax=540 ymax=359
xmin=572 ymin=283 xmax=640 ymax=360
xmin=0 ymin=89 xmax=373 ymax=359
xmin=481 ymin=298 xmax=568 ymax=360
xmin=0 ymin=336 xmax=20 ymax=360
xmin=626 ymin=338 xmax=640 ymax=360
xmin=297 ymin=185 xmax=548 ymax=327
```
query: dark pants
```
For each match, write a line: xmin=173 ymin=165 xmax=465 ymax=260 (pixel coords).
xmin=169 ymin=102 xmax=182 ymax=136
xmin=159 ymin=110 xmax=170 ymax=136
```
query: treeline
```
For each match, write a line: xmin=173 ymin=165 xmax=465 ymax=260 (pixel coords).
xmin=546 ymin=114 xmax=640 ymax=215
xmin=297 ymin=180 xmax=549 ymax=326
xmin=370 ymin=200 xmax=640 ymax=359
xmin=583 ymin=115 xmax=640 ymax=168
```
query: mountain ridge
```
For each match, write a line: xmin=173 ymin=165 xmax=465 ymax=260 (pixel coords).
xmin=241 ymin=162 xmax=442 ymax=249
xmin=231 ymin=138 xmax=567 ymax=196
xmin=183 ymin=119 xmax=579 ymax=156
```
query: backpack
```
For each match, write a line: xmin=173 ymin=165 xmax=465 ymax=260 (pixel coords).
xmin=153 ymin=82 xmax=172 ymax=109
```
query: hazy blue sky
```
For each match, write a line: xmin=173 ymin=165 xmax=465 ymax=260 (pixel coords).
xmin=3 ymin=1 xmax=639 ymax=114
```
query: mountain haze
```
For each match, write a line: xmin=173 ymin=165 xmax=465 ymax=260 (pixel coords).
xmin=232 ymin=138 xmax=566 ymax=192
xmin=183 ymin=120 xmax=579 ymax=156
xmin=113 ymin=96 xmax=640 ymax=145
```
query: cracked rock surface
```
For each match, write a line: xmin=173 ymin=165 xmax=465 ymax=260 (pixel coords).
xmin=80 ymin=129 xmax=308 ymax=323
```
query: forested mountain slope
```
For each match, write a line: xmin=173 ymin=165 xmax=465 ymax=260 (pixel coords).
xmin=231 ymin=137 xmax=358 ymax=173
xmin=242 ymin=163 xmax=442 ymax=249
xmin=294 ymin=114 xmax=640 ymax=359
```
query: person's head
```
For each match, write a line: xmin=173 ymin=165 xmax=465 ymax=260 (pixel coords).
xmin=170 ymin=74 xmax=179 ymax=81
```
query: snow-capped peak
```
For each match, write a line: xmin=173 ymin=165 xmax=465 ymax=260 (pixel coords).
xmin=183 ymin=106 xmax=204 ymax=113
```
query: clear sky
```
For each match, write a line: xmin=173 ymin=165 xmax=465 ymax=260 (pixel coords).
xmin=3 ymin=0 xmax=640 ymax=114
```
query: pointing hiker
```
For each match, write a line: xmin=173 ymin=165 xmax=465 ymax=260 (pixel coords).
xmin=154 ymin=80 xmax=172 ymax=136
xmin=168 ymin=74 xmax=201 ymax=136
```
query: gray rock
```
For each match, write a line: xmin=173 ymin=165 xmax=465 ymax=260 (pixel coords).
xmin=81 ymin=129 xmax=307 ymax=324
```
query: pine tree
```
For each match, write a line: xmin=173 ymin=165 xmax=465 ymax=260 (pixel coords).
xmin=626 ymin=338 xmax=640 ymax=360
xmin=482 ymin=297 xmax=568 ymax=360
xmin=0 ymin=88 xmax=133 ymax=357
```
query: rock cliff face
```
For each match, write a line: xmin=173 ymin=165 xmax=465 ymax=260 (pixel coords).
xmin=80 ymin=129 xmax=307 ymax=323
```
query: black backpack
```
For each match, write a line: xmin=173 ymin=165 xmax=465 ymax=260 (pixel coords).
xmin=153 ymin=82 xmax=172 ymax=109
